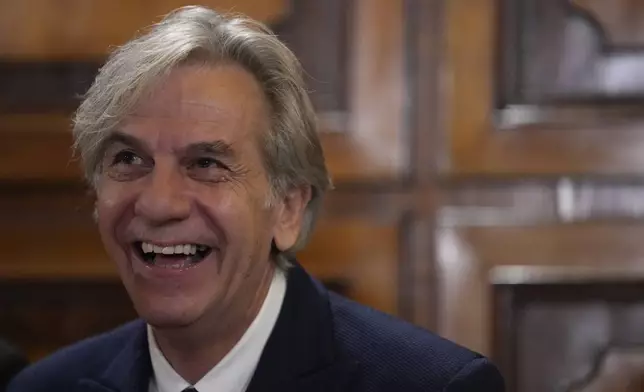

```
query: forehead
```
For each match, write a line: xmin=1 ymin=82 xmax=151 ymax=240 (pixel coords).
xmin=121 ymin=63 xmax=270 ymax=146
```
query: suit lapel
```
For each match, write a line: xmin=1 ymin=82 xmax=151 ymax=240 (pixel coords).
xmin=73 ymin=263 xmax=358 ymax=392
xmin=246 ymin=262 xmax=359 ymax=392
xmin=76 ymin=320 xmax=152 ymax=392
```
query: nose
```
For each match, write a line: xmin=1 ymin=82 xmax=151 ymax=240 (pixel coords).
xmin=134 ymin=161 xmax=191 ymax=225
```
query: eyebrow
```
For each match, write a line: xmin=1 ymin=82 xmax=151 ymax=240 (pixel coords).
xmin=102 ymin=131 xmax=150 ymax=153
xmin=185 ymin=141 xmax=236 ymax=159
xmin=101 ymin=131 xmax=236 ymax=159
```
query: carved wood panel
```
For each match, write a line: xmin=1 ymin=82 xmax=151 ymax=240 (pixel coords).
xmin=500 ymin=0 xmax=644 ymax=105
xmin=494 ymin=281 xmax=644 ymax=392
xmin=441 ymin=0 xmax=644 ymax=174
xmin=569 ymin=346 xmax=644 ymax=392
xmin=573 ymin=0 xmax=644 ymax=48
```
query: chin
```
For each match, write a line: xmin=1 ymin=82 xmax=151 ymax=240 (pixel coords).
xmin=123 ymin=279 xmax=209 ymax=328
xmin=135 ymin=300 xmax=205 ymax=329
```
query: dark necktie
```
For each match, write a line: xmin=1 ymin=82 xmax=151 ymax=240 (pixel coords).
xmin=182 ymin=388 xmax=198 ymax=392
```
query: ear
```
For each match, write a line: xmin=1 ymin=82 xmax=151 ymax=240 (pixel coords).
xmin=272 ymin=185 xmax=313 ymax=252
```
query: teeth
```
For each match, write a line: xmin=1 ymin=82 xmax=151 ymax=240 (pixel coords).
xmin=157 ymin=260 xmax=194 ymax=269
xmin=140 ymin=242 xmax=207 ymax=256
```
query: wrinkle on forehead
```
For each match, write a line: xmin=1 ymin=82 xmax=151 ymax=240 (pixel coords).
xmin=130 ymin=63 xmax=267 ymax=122
xmin=129 ymin=101 xmax=234 ymax=124
xmin=124 ymin=64 xmax=270 ymax=143
xmin=120 ymin=64 xmax=270 ymax=151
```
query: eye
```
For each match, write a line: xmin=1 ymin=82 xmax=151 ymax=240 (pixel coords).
xmin=187 ymin=157 xmax=229 ymax=182
xmin=104 ymin=149 xmax=150 ymax=182
xmin=194 ymin=157 xmax=221 ymax=169
xmin=190 ymin=157 xmax=227 ymax=170
xmin=112 ymin=150 xmax=144 ymax=166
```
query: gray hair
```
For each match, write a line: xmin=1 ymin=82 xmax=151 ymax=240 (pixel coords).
xmin=73 ymin=6 xmax=332 ymax=268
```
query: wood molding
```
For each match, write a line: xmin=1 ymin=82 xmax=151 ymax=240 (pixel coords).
xmin=572 ymin=0 xmax=644 ymax=50
xmin=442 ymin=0 xmax=644 ymax=175
xmin=0 ymin=0 xmax=289 ymax=59
xmin=493 ymin=279 xmax=644 ymax=391
xmin=567 ymin=345 xmax=644 ymax=392
xmin=436 ymin=223 xmax=644 ymax=356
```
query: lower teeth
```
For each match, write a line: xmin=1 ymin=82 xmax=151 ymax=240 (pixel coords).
xmin=142 ymin=254 xmax=206 ymax=268
xmin=153 ymin=259 xmax=195 ymax=269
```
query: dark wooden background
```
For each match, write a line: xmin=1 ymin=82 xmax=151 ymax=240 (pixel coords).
xmin=4 ymin=0 xmax=644 ymax=390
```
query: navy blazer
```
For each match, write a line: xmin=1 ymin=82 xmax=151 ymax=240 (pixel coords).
xmin=8 ymin=263 xmax=505 ymax=392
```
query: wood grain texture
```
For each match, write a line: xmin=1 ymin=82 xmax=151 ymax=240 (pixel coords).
xmin=443 ymin=0 xmax=644 ymax=175
xmin=298 ymin=217 xmax=402 ymax=315
xmin=437 ymin=223 xmax=644 ymax=356
xmin=499 ymin=0 xmax=644 ymax=101
xmin=343 ymin=0 xmax=407 ymax=181
xmin=573 ymin=0 xmax=644 ymax=48
xmin=0 ymin=0 xmax=288 ymax=59
xmin=570 ymin=346 xmax=644 ymax=392
xmin=493 ymin=281 xmax=644 ymax=392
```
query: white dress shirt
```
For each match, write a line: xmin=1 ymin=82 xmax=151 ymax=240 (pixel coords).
xmin=147 ymin=268 xmax=287 ymax=392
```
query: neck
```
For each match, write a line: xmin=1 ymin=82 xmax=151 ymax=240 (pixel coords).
xmin=152 ymin=265 xmax=276 ymax=384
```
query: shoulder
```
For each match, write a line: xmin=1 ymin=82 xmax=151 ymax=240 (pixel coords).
xmin=6 ymin=320 xmax=144 ymax=392
xmin=328 ymin=293 xmax=505 ymax=391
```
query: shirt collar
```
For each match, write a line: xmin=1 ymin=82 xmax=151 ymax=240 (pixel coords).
xmin=148 ymin=267 xmax=287 ymax=392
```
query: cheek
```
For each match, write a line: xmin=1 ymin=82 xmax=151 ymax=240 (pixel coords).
xmin=95 ymin=181 xmax=135 ymax=244
xmin=200 ymin=188 xmax=273 ymax=246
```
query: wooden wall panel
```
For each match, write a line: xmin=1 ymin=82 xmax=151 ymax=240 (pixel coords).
xmin=501 ymin=0 xmax=644 ymax=102
xmin=573 ymin=0 xmax=644 ymax=47
xmin=494 ymin=278 xmax=644 ymax=392
xmin=433 ymin=177 xmax=644 ymax=390
xmin=0 ymin=0 xmax=288 ymax=58
xmin=437 ymin=222 xmax=644 ymax=354
xmin=298 ymin=217 xmax=402 ymax=316
xmin=418 ymin=0 xmax=644 ymax=389
xmin=0 ymin=0 xmax=409 ymax=184
xmin=442 ymin=0 xmax=644 ymax=175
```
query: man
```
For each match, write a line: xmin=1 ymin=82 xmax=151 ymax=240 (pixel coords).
xmin=8 ymin=6 xmax=504 ymax=392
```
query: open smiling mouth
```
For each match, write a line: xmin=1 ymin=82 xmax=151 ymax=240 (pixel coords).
xmin=133 ymin=241 xmax=213 ymax=269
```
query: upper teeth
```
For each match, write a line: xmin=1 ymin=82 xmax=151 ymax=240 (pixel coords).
xmin=141 ymin=242 xmax=197 ymax=255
